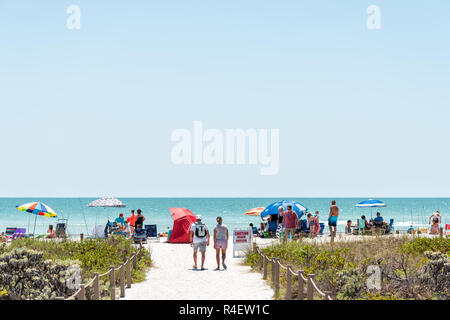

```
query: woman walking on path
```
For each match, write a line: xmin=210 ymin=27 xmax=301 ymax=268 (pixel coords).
xmin=213 ymin=216 xmax=229 ymax=271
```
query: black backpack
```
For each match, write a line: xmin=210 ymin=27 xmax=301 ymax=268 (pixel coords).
xmin=195 ymin=222 xmax=207 ymax=238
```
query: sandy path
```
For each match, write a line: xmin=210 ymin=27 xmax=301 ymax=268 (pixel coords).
xmin=122 ymin=238 xmax=274 ymax=300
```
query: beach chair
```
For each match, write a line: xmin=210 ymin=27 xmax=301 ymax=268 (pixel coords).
xmin=357 ymin=219 xmax=366 ymax=235
xmin=387 ymin=219 xmax=394 ymax=234
xmin=56 ymin=219 xmax=68 ymax=238
xmin=319 ymin=223 xmax=325 ymax=235
xmin=268 ymin=221 xmax=278 ymax=237
xmin=5 ymin=227 xmax=17 ymax=241
xmin=12 ymin=228 xmax=26 ymax=240
xmin=298 ymin=219 xmax=310 ymax=236
xmin=144 ymin=224 xmax=159 ymax=242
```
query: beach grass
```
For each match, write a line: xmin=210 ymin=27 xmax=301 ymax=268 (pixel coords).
xmin=246 ymin=235 xmax=449 ymax=300
xmin=0 ymin=236 xmax=151 ymax=300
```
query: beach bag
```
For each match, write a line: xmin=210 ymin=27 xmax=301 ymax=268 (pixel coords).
xmin=195 ymin=222 xmax=207 ymax=238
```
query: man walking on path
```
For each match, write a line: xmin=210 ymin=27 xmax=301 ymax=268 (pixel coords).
xmin=190 ymin=215 xmax=210 ymax=270
xmin=213 ymin=216 xmax=229 ymax=271
xmin=283 ymin=205 xmax=299 ymax=242
xmin=328 ymin=200 xmax=339 ymax=237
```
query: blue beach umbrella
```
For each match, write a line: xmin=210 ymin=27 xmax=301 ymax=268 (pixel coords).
xmin=355 ymin=199 xmax=386 ymax=219
xmin=355 ymin=199 xmax=387 ymax=208
xmin=261 ymin=200 xmax=307 ymax=219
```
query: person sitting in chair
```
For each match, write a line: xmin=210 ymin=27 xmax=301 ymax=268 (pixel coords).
xmin=345 ymin=220 xmax=352 ymax=234
xmin=361 ymin=216 xmax=371 ymax=231
xmin=46 ymin=225 xmax=56 ymax=238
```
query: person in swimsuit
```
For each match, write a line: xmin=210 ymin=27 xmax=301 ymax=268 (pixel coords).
xmin=213 ymin=216 xmax=229 ymax=270
xmin=307 ymin=213 xmax=316 ymax=238
xmin=328 ymin=200 xmax=339 ymax=236
xmin=430 ymin=217 xmax=440 ymax=234
xmin=135 ymin=209 xmax=145 ymax=228
xmin=429 ymin=211 xmax=441 ymax=226
xmin=345 ymin=220 xmax=352 ymax=234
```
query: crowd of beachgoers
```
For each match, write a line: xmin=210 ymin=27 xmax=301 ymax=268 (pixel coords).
xmin=249 ymin=200 xmax=445 ymax=240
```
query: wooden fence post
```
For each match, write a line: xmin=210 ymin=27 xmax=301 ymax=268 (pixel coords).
xmin=274 ymin=259 xmax=280 ymax=297
xmin=133 ymin=253 xmax=137 ymax=270
xmin=285 ymin=265 xmax=292 ymax=300
xmin=110 ymin=266 xmax=116 ymax=300
xmin=80 ymin=233 xmax=84 ymax=242
xmin=93 ymin=272 xmax=100 ymax=300
xmin=126 ymin=258 xmax=132 ymax=288
xmin=298 ymin=271 xmax=304 ymax=300
xmin=307 ymin=274 xmax=314 ymax=300
xmin=259 ymin=251 xmax=263 ymax=270
xmin=263 ymin=255 xmax=268 ymax=279
xmin=271 ymin=259 xmax=275 ymax=285
xmin=78 ymin=284 xmax=85 ymax=300
xmin=120 ymin=263 xmax=125 ymax=298
xmin=440 ymin=227 xmax=443 ymax=238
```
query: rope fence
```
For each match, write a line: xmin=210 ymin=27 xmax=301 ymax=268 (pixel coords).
xmin=56 ymin=242 xmax=145 ymax=300
xmin=256 ymin=247 xmax=333 ymax=300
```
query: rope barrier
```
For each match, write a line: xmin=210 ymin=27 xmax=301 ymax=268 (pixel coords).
xmin=254 ymin=245 xmax=332 ymax=300
xmin=57 ymin=241 xmax=145 ymax=300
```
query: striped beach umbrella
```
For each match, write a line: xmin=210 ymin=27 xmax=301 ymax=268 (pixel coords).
xmin=244 ymin=207 xmax=266 ymax=216
xmin=16 ymin=201 xmax=57 ymax=236
xmin=355 ymin=199 xmax=387 ymax=208
xmin=16 ymin=201 xmax=57 ymax=218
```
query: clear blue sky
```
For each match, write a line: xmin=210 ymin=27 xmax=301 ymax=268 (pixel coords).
xmin=0 ymin=0 xmax=449 ymax=197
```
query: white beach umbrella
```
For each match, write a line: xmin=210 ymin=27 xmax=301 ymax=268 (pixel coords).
xmin=88 ymin=197 xmax=126 ymax=208
xmin=87 ymin=197 xmax=126 ymax=233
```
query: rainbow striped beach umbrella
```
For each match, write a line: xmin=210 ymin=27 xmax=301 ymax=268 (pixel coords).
xmin=244 ymin=207 xmax=266 ymax=216
xmin=16 ymin=201 xmax=57 ymax=236
xmin=16 ymin=201 xmax=58 ymax=217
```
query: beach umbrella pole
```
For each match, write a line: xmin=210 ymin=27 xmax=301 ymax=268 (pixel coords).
xmin=33 ymin=214 xmax=38 ymax=237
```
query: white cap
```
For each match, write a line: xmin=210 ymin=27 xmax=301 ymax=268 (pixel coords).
xmin=196 ymin=215 xmax=202 ymax=220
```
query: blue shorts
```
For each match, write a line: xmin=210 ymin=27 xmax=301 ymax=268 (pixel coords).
xmin=328 ymin=216 xmax=337 ymax=227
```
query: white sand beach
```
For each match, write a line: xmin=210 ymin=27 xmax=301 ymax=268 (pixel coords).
xmin=122 ymin=237 xmax=274 ymax=300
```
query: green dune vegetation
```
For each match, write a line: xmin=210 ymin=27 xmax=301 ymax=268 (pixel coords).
xmin=246 ymin=236 xmax=449 ymax=300
xmin=0 ymin=236 xmax=151 ymax=300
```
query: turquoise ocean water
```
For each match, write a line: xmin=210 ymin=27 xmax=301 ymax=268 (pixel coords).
xmin=0 ymin=198 xmax=448 ymax=237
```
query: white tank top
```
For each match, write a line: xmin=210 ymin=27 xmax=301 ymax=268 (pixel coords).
xmin=215 ymin=223 xmax=228 ymax=240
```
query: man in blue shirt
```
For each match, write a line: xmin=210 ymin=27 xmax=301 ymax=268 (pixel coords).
xmin=374 ymin=212 xmax=383 ymax=223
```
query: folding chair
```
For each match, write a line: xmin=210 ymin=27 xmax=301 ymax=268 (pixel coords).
xmin=56 ymin=219 xmax=68 ymax=238
xmin=12 ymin=228 xmax=26 ymax=240
xmin=5 ymin=227 xmax=17 ymax=241
xmin=144 ymin=224 xmax=159 ymax=242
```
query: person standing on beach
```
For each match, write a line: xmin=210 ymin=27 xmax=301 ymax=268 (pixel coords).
xmin=135 ymin=209 xmax=145 ymax=229
xmin=328 ymin=200 xmax=339 ymax=236
xmin=213 ymin=216 xmax=229 ymax=270
xmin=429 ymin=210 xmax=441 ymax=225
xmin=283 ymin=205 xmax=299 ymax=242
xmin=129 ymin=210 xmax=136 ymax=234
xmin=190 ymin=215 xmax=210 ymax=270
